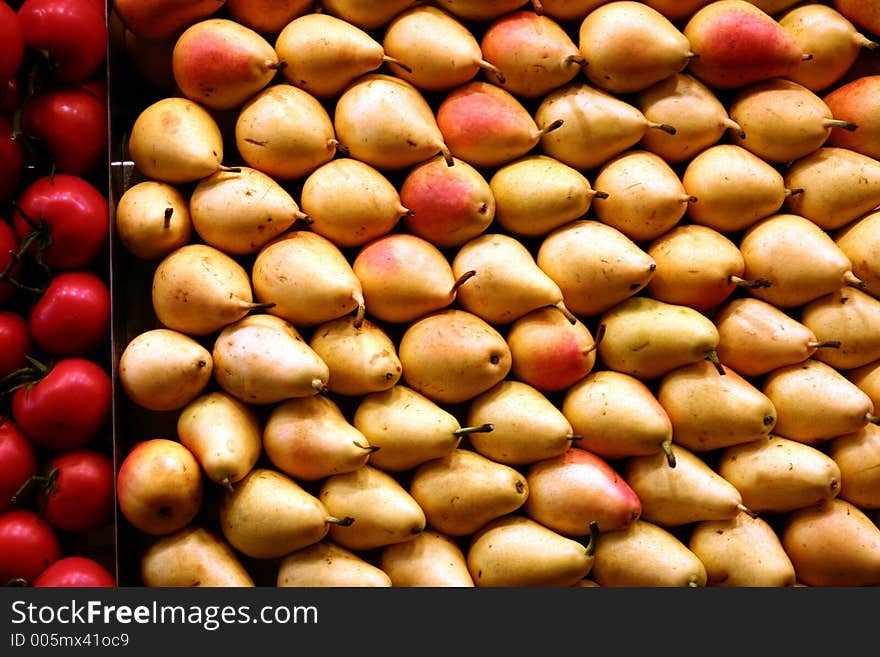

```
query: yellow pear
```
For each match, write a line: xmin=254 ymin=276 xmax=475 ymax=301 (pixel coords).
xmin=847 ymin=358 xmax=880 ymax=408
xmin=466 ymin=515 xmax=597 ymax=587
xmin=119 ymin=328 xmax=213 ymax=412
xmin=211 ymin=313 xmax=330 ymax=405
xmin=834 ymin=209 xmax=880 ymax=298
xmin=688 ymin=511 xmax=797 ymax=587
xmin=536 ymin=220 xmax=657 ymax=318
xmin=262 ymin=395 xmax=374 ymax=481
xmin=398 ymin=309 xmax=512 ymax=405
xmin=590 ymin=519 xmax=707 ymax=587
xmin=141 ymin=526 xmax=255 ymax=587
xmin=828 ymin=424 xmax=880 ymax=509
xmin=114 ymin=180 xmax=193 ymax=261
xmin=465 ymin=380 xmax=576 ymax=467
xmin=319 ymin=0 xmax=417 ymax=29
xmin=277 ymin=540 xmax=392 ymax=587
xmin=219 ymin=468 xmax=350 ymax=559
xmin=801 ymin=287 xmax=880 ymax=371
xmin=561 ymin=370 xmax=675 ymax=464
xmin=176 ymin=390 xmax=262 ymax=489
xmin=380 ymin=530 xmax=475 ymax=587
xmin=319 ymin=464 xmax=427 ymax=552
xmin=408 ymin=448 xmax=529 ymax=537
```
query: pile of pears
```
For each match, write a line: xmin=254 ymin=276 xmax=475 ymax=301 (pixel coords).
xmin=110 ymin=0 xmax=880 ymax=587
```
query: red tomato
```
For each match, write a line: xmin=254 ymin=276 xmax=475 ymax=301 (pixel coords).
xmin=37 ymin=447 xmax=114 ymax=533
xmin=0 ymin=218 xmax=23 ymax=304
xmin=0 ymin=419 xmax=39 ymax=513
xmin=17 ymin=0 xmax=107 ymax=84
xmin=0 ymin=309 xmax=31 ymax=379
xmin=0 ymin=1 xmax=25 ymax=87
xmin=12 ymin=173 xmax=109 ymax=271
xmin=21 ymin=83 xmax=107 ymax=176
xmin=0 ymin=508 xmax=61 ymax=585
xmin=11 ymin=356 xmax=112 ymax=451
xmin=28 ymin=270 xmax=110 ymax=355
xmin=33 ymin=556 xmax=116 ymax=587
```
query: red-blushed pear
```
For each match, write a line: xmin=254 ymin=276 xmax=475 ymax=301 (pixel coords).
xmin=828 ymin=424 xmax=880 ymax=510
xmin=834 ymin=210 xmax=880 ymax=299
xmin=683 ymin=0 xmax=808 ymax=90
xmin=434 ymin=0 xmax=532 ymax=22
xmin=823 ymin=76 xmax=880 ymax=159
xmin=380 ymin=530 xmax=475 ymax=587
xmin=318 ymin=0 xmax=417 ymax=29
xmin=636 ymin=73 xmax=744 ymax=165
xmin=114 ymin=181 xmax=192 ymax=261
xmin=399 ymin=155 xmax=495 ymax=249
xmin=277 ymin=540 xmax=392 ymax=587
xmin=535 ymin=82 xmax=676 ymax=172
xmin=524 ymin=447 xmax=641 ymax=536
xmin=141 ymin=526 xmax=255 ymax=587
xmin=832 ymin=0 xmax=880 ymax=38
xmin=506 ymin=307 xmax=597 ymax=394
xmin=112 ymin=0 xmax=227 ymax=40
xmin=578 ymin=1 xmax=695 ymax=95
xmin=539 ymin=0 xmax=609 ymax=21
xmin=800 ymin=287 xmax=880 ymax=371
xmin=641 ymin=0 xmax=712 ymax=22
xmin=436 ymin=81 xmax=563 ymax=169
xmin=779 ymin=4 xmax=878 ymax=93
xmin=536 ymin=220 xmax=657 ymax=318
xmin=480 ymin=10 xmax=585 ymax=98
xmin=224 ymin=0 xmax=312 ymax=35
xmin=562 ymin=370 xmax=675 ymax=465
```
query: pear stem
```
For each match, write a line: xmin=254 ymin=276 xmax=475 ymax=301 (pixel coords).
xmin=857 ymin=35 xmax=879 ymax=50
xmin=221 ymin=477 xmax=235 ymax=493
xmin=723 ymin=117 xmax=746 ymax=139
xmin=593 ymin=322 xmax=607 ymax=349
xmin=453 ymin=423 xmax=494 ymax=436
xmin=218 ymin=166 xmax=241 ymax=173
xmin=737 ymin=503 xmax=758 ymax=519
xmin=567 ymin=434 xmax=582 ymax=442
xmin=801 ymin=53 xmax=814 ymax=61
xmin=163 ymin=207 xmax=173 ymax=230
xmin=538 ymin=118 xmax=565 ymax=138
xmin=592 ymin=190 xmax=609 ymax=199
xmin=450 ymin=269 xmax=476 ymax=295
xmin=808 ymin=340 xmax=841 ymax=349
xmin=844 ymin=271 xmax=866 ymax=289
xmin=584 ymin=521 xmax=600 ymax=558
xmin=479 ymin=60 xmax=506 ymax=85
xmin=730 ymin=275 xmax=771 ymax=289
xmin=661 ymin=439 xmax=676 ymax=468
xmin=566 ymin=53 xmax=588 ymax=69
xmin=248 ymin=301 xmax=277 ymax=311
xmin=382 ymin=55 xmax=412 ymax=74
xmin=312 ymin=379 xmax=329 ymax=395
xmin=649 ymin=122 xmax=677 ymax=135
xmin=352 ymin=292 xmax=366 ymax=329
xmin=329 ymin=138 xmax=349 ymax=157
xmin=866 ymin=413 xmax=880 ymax=426
xmin=327 ymin=516 xmax=355 ymax=527
xmin=785 ymin=187 xmax=804 ymax=197
xmin=531 ymin=0 xmax=544 ymax=15
xmin=823 ymin=119 xmax=859 ymax=132
xmin=706 ymin=350 xmax=726 ymax=376
xmin=439 ymin=142 xmax=455 ymax=167
xmin=554 ymin=301 xmax=578 ymax=325
xmin=352 ymin=440 xmax=379 ymax=453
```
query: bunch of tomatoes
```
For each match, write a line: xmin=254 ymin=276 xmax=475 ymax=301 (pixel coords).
xmin=0 ymin=0 xmax=116 ymax=587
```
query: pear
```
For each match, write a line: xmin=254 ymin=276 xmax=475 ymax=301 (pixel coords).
xmin=319 ymin=0 xmax=417 ymax=29
xmin=129 ymin=96 xmax=225 ymax=184
xmin=176 ymin=390 xmax=263 ymax=489
xmin=713 ymin=297 xmax=840 ymax=377
xmin=235 ymin=83 xmax=338 ymax=181
xmin=535 ymin=82 xmax=676 ymax=171
xmin=640 ymin=0 xmax=713 ymax=22
xmin=224 ymin=0 xmax=313 ymax=35
xmin=834 ymin=209 xmax=880 ymax=297
xmin=681 ymin=144 xmax=797 ymax=233
xmin=688 ymin=511 xmax=797 ymax=587
xmin=717 ymin=435 xmax=842 ymax=515
xmin=683 ymin=0 xmax=807 ymax=89
xmin=783 ymin=147 xmax=880 ymax=231
xmin=334 ymin=73 xmax=452 ymax=171
xmin=466 ymin=515 xmax=597 ymax=587
xmin=590 ymin=150 xmax=696 ymax=243
xmin=262 ymin=395 xmax=373 ymax=481
xmin=823 ymin=75 xmax=880 ymax=159
xmin=277 ymin=540 xmax=392 ymax=588
xmin=398 ymin=309 xmax=512 ymax=405
xmin=351 ymin=233 xmax=471 ymax=324
xmin=141 ymin=526 xmax=255 ymax=587
xmin=749 ymin=0 xmax=802 ymax=12
xmin=319 ymin=464 xmax=427 ymax=552
xmin=828 ymin=424 xmax=880 ymax=509
xmin=801 ymin=287 xmax=880 ymax=371
xmin=636 ymin=73 xmax=745 ymax=164
xmin=779 ymin=4 xmax=878 ymax=93
xmin=434 ymin=0 xmax=531 ymax=22
xmin=781 ymin=497 xmax=880 ymax=586
xmin=171 ymin=18 xmax=282 ymax=111
xmin=352 ymin=385 xmax=490 ymax=473
xmin=436 ymin=81 xmax=563 ymax=169
xmin=596 ymin=296 xmax=721 ymax=381
xmin=409 ymin=448 xmax=529 ymax=537
xmin=536 ymin=220 xmax=657 ymax=318
xmin=590 ymin=519 xmax=707 ymax=587
xmin=452 ymin=233 xmax=577 ymax=326
xmin=382 ymin=5 xmax=503 ymax=92
xmin=646 ymin=224 xmax=768 ymax=312
xmin=657 ymin=360 xmax=778 ymax=452
xmin=380 ymin=530 xmax=475 ymax=587
xmin=399 ymin=155 xmax=495 ymax=249
xmin=309 ymin=316 xmax=402 ymax=397
xmin=846 ymin=359 xmax=880 ymax=409
xmin=112 ymin=0 xmax=227 ymax=40
xmin=490 ymin=155 xmax=606 ymax=238
xmin=480 ymin=10 xmax=585 ymax=98
xmin=524 ymin=447 xmax=642 ymax=536
xmin=578 ymin=1 xmax=695 ymax=94
xmin=739 ymin=213 xmax=863 ymax=308
xmin=188 ymin=166 xmax=307 ymax=255
xmin=465 ymin=380 xmax=576 ymax=467
xmin=726 ymin=78 xmax=859 ymax=164
xmin=275 ymin=13 xmax=408 ymax=99
xmin=762 ymin=358 xmax=878 ymax=445
xmin=300 ymin=158 xmax=409 ymax=248
xmin=151 ymin=243 xmax=269 ymax=336
xmin=562 ymin=370 xmax=675 ymax=464
xmin=251 ymin=230 xmax=365 ymax=328
xmin=114 ymin=180 xmax=193 ymax=261
xmin=506 ymin=307 xmax=597 ymax=394
xmin=624 ymin=444 xmax=753 ymax=526
xmin=119 ymin=328 xmax=213 ymax=412
xmin=211 ymin=313 xmax=330 ymax=405
xmin=219 ymin=468 xmax=349 ymax=559
xmin=833 ymin=0 xmax=880 ymax=36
